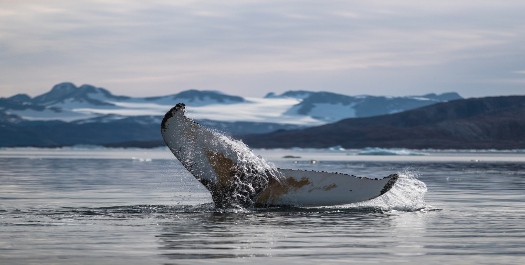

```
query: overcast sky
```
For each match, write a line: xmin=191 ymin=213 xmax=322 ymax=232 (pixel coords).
xmin=1 ymin=0 xmax=524 ymax=98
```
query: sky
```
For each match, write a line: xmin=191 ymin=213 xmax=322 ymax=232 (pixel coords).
xmin=1 ymin=0 xmax=524 ymax=99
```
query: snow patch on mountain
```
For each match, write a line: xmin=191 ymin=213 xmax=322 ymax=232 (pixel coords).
xmin=72 ymin=114 xmax=127 ymax=124
xmin=78 ymin=100 xmax=165 ymax=117
xmin=186 ymin=97 xmax=321 ymax=126
xmin=50 ymin=98 xmax=118 ymax=110
xmin=1 ymin=83 xmax=463 ymax=127
xmin=286 ymin=102 xmax=357 ymax=122
xmin=265 ymin=90 xmax=314 ymax=100
xmin=8 ymin=108 xmax=96 ymax=122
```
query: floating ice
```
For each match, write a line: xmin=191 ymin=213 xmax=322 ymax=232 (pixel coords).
xmin=358 ymin=147 xmax=427 ymax=156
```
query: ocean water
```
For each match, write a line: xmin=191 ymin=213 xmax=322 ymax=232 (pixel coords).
xmin=1 ymin=147 xmax=524 ymax=264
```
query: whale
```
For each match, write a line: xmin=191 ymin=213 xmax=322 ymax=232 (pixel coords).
xmin=161 ymin=103 xmax=398 ymax=208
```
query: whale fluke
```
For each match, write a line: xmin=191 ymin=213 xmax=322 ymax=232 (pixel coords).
xmin=161 ymin=103 xmax=398 ymax=208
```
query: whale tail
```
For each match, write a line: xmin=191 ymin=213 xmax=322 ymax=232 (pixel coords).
xmin=161 ymin=103 xmax=277 ymax=208
xmin=161 ymin=103 xmax=398 ymax=208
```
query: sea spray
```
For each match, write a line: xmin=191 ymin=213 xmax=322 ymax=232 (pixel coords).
xmin=215 ymin=133 xmax=282 ymax=181
xmin=161 ymin=103 xmax=283 ymax=209
xmin=208 ymin=131 xmax=283 ymax=209
xmin=353 ymin=168 xmax=427 ymax=211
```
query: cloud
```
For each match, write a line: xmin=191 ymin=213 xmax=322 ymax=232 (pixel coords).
xmin=1 ymin=0 xmax=525 ymax=98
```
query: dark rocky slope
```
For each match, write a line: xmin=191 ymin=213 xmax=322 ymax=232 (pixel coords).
xmin=241 ymin=96 xmax=525 ymax=149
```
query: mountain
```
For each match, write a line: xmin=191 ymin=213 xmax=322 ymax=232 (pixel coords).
xmin=1 ymin=83 xmax=460 ymax=124
xmin=0 ymin=117 xmax=307 ymax=147
xmin=145 ymin=89 xmax=245 ymax=106
xmin=31 ymin=82 xmax=129 ymax=106
xmin=268 ymin=91 xmax=462 ymax=122
xmin=0 ymin=83 xmax=253 ymax=122
xmin=241 ymin=96 xmax=525 ymax=149
xmin=0 ymin=119 xmax=159 ymax=147
xmin=0 ymin=82 xmax=466 ymax=147
xmin=265 ymin=90 xmax=314 ymax=99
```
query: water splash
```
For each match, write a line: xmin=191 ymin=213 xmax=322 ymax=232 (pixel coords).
xmin=208 ymin=132 xmax=282 ymax=209
xmin=352 ymin=168 xmax=428 ymax=212
xmin=216 ymin=133 xmax=282 ymax=181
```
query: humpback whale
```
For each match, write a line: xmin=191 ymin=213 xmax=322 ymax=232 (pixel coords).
xmin=161 ymin=103 xmax=398 ymax=208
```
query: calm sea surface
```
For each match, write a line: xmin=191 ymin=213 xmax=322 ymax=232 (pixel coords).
xmin=1 ymin=147 xmax=524 ymax=264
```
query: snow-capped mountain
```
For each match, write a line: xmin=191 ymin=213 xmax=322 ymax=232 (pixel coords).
xmin=144 ymin=89 xmax=245 ymax=106
xmin=1 ymin=83 xmax=250 ymax=122
xmin=31 ymin=82 xmax=128 ymax=106
xmin=0 ymin=82 xmax=464 ymax=147
xmin=264 ymin=90 xmax=314 ymax=100
xmin=268 ymin=90 xmax=462 ymax=122
xmin=1 ymin=82 xmax=461 ymax=126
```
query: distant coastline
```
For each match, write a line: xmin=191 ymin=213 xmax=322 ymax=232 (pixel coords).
xmin=1 ymin=83 xmax=524 ymax=149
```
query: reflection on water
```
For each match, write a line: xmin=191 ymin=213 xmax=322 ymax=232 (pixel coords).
xmin=1 ymin=148 xmax=525 ymax=264
xmin=156 ymin=208 xmax=410 ymax=260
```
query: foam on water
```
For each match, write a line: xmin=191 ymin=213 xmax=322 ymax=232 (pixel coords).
xmin=357 ymin=147 xmax=427 ymax=156
xmin=352 ymin=168 xmax=428 ymax=212
xmin=216 ymin=133 xmax=282 ymax=180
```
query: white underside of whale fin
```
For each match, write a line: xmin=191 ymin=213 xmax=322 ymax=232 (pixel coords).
xmin=257 ymin=169 xmax=398 ymax=207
